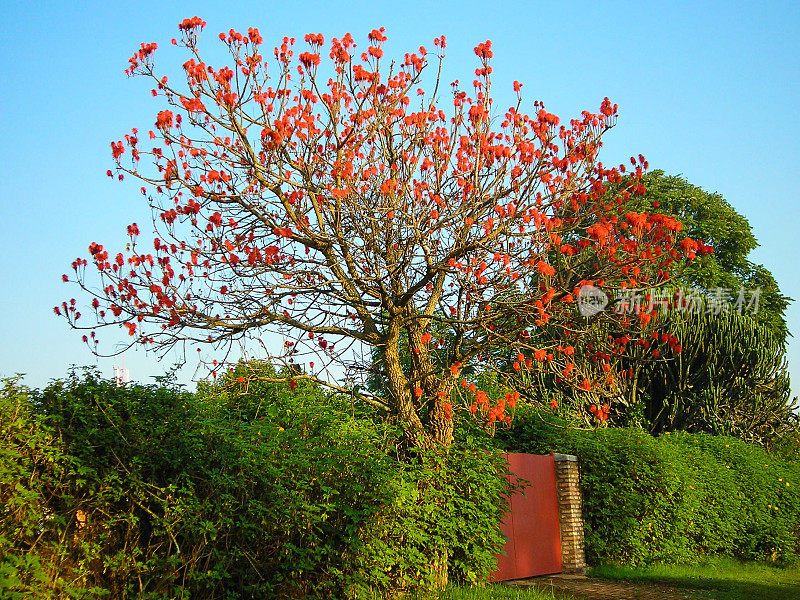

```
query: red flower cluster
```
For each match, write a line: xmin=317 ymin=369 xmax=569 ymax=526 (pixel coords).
xmin=180 ymin=96 xmax=205 ymax=112
xmin=368 ymin=27 xmax=387 ymax=43
xmin=304 ymin=33 xmax=324 ymax=46
xmin=599 ymin=97 xmax=617 ymax=117
xmin=178 ymin=16 xmax=206 ymax=31
xmin=126 ymin=42 xmax=158 ymax=75
xmin=329 ymin=33 xmax=354 ymax=63
xmin=155 ymin=110 xmax=173 ymax=130
xmin=589 ymin=403 xmax=610 ymax=422
xmin=473 ymin=40 xmax=493 ymax=59
xmin=247 ymin=27 xmax=263 ymax=45
xmin=299 ymin=52 xmax=321 ymax=69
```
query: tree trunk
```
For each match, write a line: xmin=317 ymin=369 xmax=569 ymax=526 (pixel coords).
xmin=382 ymin=320 xmax=455 ymax=589
xmin=431 ymin=547 xmax=449 ymax=589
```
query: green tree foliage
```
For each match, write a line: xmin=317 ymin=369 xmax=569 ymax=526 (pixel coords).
xmin=614 ymin=172 xmax=797 ymax=441
xmin=625 ymin=310 xmax=798 ymax=444
xmin=500 ymin=171 xmax=796 ymax=442
xmin=631 ymin=171 xmax=791 ymax=343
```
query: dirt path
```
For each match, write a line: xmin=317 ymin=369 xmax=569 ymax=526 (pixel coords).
xmin=507 ymin=573 xmax=704 ymax=600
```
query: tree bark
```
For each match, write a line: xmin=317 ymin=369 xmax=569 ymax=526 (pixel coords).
xmin=431 ymin=547 xmax=449 ymax=589
xmin=382 ymin=318 xmax=455 ymax=588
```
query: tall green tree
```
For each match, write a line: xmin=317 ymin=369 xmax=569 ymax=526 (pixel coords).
xmin=621 ymin=173 xmax=797 ymax=443
xmin=631 ymin=310 xmax=797 ymax=443
xmin=500 ymin=171 xmax=796 ymax=442
xmin=630 ymin=170 xmax=791 ymax=343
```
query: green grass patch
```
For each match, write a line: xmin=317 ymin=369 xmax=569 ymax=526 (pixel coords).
xmin=441 ymin=585 xmax=573 ymax=600
xmin=590 ymin=558 xmax=800 ymax=600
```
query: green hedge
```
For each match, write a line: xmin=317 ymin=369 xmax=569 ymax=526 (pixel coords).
xmin=1 ymin=369 xmax=511 ymax=599
xmin=498 ymin=411 xmax=800 ymax=566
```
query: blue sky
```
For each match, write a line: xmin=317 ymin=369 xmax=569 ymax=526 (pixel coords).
xmin=1 ymin=0 xmax=798 ymax=397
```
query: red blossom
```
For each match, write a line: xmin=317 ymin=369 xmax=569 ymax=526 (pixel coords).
xmin=304 ymin=33 xmax=324 ymax=46
xmin=473 ymin=40 xmax=493 ymax=59
xmin=247 ymin=27 xmax=263 ymax=45
xmin=443 ymin=403 xmax=452 ymax=419
xmin=178 ymin=16 xmax=206 ymax=31
xmin=368 ymin=28 xmax=387 ymax=43
xmin=299 ymin=52 xmax=320 ymax=68
xmin=155 ymin=110 xmax=173 ymax=130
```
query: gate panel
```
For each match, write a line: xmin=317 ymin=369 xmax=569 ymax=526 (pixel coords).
xmin=491 ymin=453 xmax=562 ymax=580
xmin=492 ymin=497 xmax=517 ymax=581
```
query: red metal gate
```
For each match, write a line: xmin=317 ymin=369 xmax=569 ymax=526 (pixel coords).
xmin=491 ymin=453 xmax=562 ymax=581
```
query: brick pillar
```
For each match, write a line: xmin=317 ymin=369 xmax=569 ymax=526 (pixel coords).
xmin=552 ymin=453 xmax=586 ymax=572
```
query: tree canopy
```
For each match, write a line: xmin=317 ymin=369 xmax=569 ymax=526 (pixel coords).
xmin=633 ymin=309 xmax=797 ymax=443
xmin=630 ymin=171 xmax=791 ymax=343
xmin=59 ymin=18 xmax=701 ymax=447
xmin=501 ymin=171 xmax=795 ymax=437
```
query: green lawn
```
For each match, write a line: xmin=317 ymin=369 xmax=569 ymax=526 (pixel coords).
xmin=589 ymin=558 xmax=800 ymax=600
xmin=441 ymin=585 xmax=571 ymax=600
xmin=438 ymin=559 xmax=800 ymax=600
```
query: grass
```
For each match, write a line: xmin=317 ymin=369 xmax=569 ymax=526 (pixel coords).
xmin=441 ymin=559 xmax=800 ymax=600
xmin=363 ymin=559 xmax=799 ymax=599
xmin=440 ymin=585 xmax=573 ymax=600
xmin=358 ymin=584 xmax=574 ymax=600
xmin=589 ymin=557 xmax=800 ymax=600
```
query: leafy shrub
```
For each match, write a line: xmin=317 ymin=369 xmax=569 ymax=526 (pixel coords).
xmin=498 ymin=408 xmax=800 ymax=566
xmin=1 ymin=370 xmax=209 ymax=598
xmin=197 ymin=365 xmax=514 ymax=595
xmin=1 ymin=368 xmax=513 ymax=599
xmin=0 ymin=376 xmax=108 ymax=598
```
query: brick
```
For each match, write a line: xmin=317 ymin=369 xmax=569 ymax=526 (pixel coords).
xmin=553 ymin=458 xmax=587 ymax=570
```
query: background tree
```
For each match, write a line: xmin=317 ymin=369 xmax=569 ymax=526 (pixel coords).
xmin=616 ymin=172 xmax=795 ymax=439
xmin=629 ymin=170 xmax=791 ymax=342
xmin=632 ymin=310 xmax=797 ymax=443
xmin=59 ymin=18 xmax=700 ymax=452
xmin=503 ymin=171 xmax=796 ymax=440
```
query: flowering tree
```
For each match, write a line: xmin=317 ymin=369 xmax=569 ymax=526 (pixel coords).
xmin=59 ymin=17 xmax=701 ymax=449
